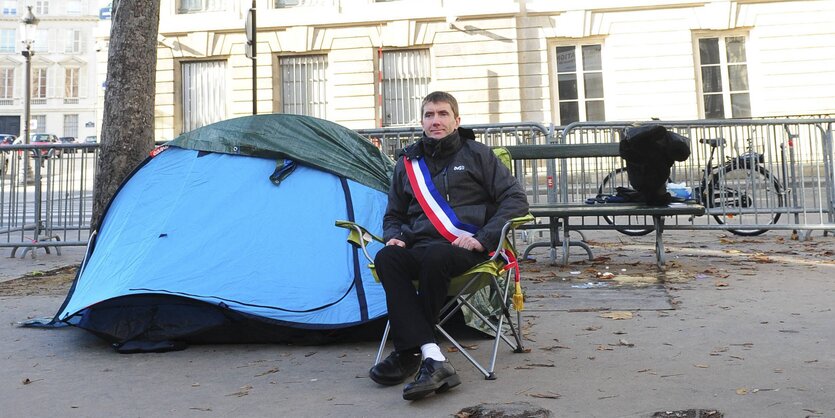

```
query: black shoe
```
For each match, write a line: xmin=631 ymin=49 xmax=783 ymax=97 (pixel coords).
xmin=402 ymin=358 xmax=461 ymax=401
xmin=369 ymin=351 xmax=421 ymax=386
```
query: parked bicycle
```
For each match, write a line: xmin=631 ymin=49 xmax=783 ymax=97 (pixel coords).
xmin=597 ymin=136 xmax=785 ymax=236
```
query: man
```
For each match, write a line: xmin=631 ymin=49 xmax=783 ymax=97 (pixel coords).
xmin=369 ymin=91 xmax=529 ymax=400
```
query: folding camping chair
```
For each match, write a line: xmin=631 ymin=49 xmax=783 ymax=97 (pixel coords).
xmin=336 ymin=212 xmax=533 ymax=380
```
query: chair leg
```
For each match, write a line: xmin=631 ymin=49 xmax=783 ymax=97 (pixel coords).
xmin=490 ymin=274 xmax=525 ymax=354
xmin=373 ymin=320 xmax=391 ymax=366
xmin=433 ymin=273 xmax=527 ymax=380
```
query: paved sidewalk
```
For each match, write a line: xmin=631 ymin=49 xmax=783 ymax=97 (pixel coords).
xmin=0 ymin=245 xmax=87 ymax=283
xmin=1 ymin=230 xmax=834 ymax=417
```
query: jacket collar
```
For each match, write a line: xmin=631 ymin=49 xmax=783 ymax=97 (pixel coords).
xmin=402 ymin=127 xmax=475 ymax=160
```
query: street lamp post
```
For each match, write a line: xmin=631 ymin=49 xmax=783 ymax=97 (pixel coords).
xmin=20 ymin=6 xmax=38 ymax=185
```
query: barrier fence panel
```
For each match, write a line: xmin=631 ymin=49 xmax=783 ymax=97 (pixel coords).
xmin=356 ymin=122 xmax=557 ymax=205
xmin=558 ymin=119 xmax=835 ymax=235
xmin=0 ymin=143 xmax=98 ymax=257
xmin=4 ymin=119 xmax=830 ymax=257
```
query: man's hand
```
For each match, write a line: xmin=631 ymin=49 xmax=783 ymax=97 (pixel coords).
xmin=452 ymin=235 xmax=484 ymax=252
xmin=386 ymin=238 xmax=406 ymax=247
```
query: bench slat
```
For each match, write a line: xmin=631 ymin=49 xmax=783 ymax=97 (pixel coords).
xmin=504 ymin=143 xmax=620 ymax=160
xmin=529 ymin=203 xmax=705 ymax=218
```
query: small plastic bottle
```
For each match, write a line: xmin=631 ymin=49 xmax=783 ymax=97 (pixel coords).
xmin=666 ymin=182 xmax=692 ymax=199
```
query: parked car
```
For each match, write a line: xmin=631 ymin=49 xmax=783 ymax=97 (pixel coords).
xmin=83 ymin=135 xmax=97 ymax=153
xmin=0 ymin=134 xmax=14 ymax=174
xmin=59 ymin=136 xmax=78 ymax=153
xmin=30 ymin=133 xmax=62 ymax=158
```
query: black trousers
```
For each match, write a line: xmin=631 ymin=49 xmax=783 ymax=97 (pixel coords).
xmin=374 ymin=244 xmax=488 ymax=352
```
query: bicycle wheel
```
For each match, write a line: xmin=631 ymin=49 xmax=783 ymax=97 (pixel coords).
xmin=706 ymin=164 xmax=784 ymax=236
xmin=597 ymin=167 xmax=653 ymax=236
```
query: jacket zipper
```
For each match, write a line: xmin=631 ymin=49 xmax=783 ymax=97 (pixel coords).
xmin=443 ymin=166 xmax=450 ymax=201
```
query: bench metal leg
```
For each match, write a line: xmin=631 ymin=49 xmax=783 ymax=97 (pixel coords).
xmin=521 ymin=218 xmax=594 ymax=266
xmin=653 ymin=215 xmax=665 ymax=270
xmin=560 ymin=217 xmax=594 ymax=266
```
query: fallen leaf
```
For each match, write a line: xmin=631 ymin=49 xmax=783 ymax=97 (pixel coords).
xmin=694 ymin=364 xmax=710 ymax=368
xmin=584 ymin=325 xmax=602 ymax=331
xmin=749 ymin=254 xmax=774 ymax=263
xmin=525 ymin=363 xmax=556 ymax=368
xmin=226 ymin=385 xmax=253 ymax=397
xmin=599 ymin=311 xmax=633 ymax=320
xmin=736 ymin=387 xmax=748 ymax=395
xmin=447 ymin=344 xmax=478 ymax=353
xmin=255 ymin=367 xmax=279 ymax=377
xmin=617 ymin=339 xmax=634 ymax=347
xmin=715 ymin=281 xmax=729 ymax=287
xmin=540 ymin=345 xmax=571 ymax=351
xmin=529 ymin=392 xmax=561 ymax=399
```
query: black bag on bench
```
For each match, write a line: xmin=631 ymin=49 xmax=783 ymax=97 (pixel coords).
xmin=619 ymin=124 xmax=690 ymax=206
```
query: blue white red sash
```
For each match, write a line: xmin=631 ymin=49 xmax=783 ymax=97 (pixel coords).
xmin=403 ymin=157 xmax=479 ymax=243
xmin=404 ymin=155 xmax=520 ymax=283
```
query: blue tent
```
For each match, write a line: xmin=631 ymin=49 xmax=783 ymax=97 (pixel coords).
xmin=53 ymin=114 xmax=393 ymax=351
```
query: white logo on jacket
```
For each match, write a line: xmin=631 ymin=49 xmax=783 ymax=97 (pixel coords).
xmin=453 ymin=165 xmax=465 ymax=171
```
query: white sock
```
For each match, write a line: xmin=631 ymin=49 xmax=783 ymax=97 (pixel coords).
xmin=420 ymin=343 xmax=446 ymax=362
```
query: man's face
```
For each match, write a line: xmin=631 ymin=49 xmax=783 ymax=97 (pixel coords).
xmin=421 ymin=101 xmax=460 ymax=140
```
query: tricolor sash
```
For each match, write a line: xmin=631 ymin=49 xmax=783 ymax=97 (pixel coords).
xmin=404 ymin=156 xmax=479 ymax=243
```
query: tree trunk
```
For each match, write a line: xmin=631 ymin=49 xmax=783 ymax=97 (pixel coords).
xmin=91 ymin=0 xmax=160 ymax=229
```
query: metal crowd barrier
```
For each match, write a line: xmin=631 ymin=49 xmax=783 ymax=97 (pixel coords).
xmin=0 ymin=142 xmax=98 ymax=257
xmin=3 ymin=119 xmax=832 ymax=259
xmin=357 ymin=122 xmax=559 ymax=206
xmin=555 ymin=119 xmax=835 ymax=235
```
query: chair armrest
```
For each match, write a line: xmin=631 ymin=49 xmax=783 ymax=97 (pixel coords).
xmin=489 ymin=213 xmax=535 ymax=259
xmin=508 ymin=214 xmax=535 ymax=230
xmin=335 ymin=220 xmax=383 ymax=264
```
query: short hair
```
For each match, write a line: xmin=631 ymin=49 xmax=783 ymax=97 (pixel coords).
xmin=421 ymin=91 xmax=459 ymax=119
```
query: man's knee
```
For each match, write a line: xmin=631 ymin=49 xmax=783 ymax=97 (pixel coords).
xmin=375 ymin=245 xmax=405 ymax=265
xmin=421 ymin=244 xmax=458 ymax=265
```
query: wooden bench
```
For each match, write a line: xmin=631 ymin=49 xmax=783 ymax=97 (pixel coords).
xmin=503 ymin=143 xmax=705 ymax=270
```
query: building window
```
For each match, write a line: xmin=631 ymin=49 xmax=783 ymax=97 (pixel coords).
xmin=66 ymin=1 xmax=82 ymax=15
xmin=177 ymin=0 xmax=226 ymax=14
xmin=275 ymin=0 xmax=335 ymax=6
xmin=32 ymin=67 xmax=47 ymax=100
xmin=181 ymin=60 xmax=226 ymax=132
xmin=64 ymin=114 xmax=78 ymax=138
xmin=380 ymin=49 xmax=430 ymax=127
xmin=554 ymin=44 xmax=605 ymax=126
xmin=0 ymin=29 xmax=14 ymax=53
xmin=33 ymin=115 xmax=46 ymax=133
xmin=697 ymin=35 xmax=751 ymax=119
xmin=0 ymin=67 xmax=13 ymax=103
xmin=64 ymin=30 xmax=83 ymax=54
xmin=1 ymin=1 xmax=16 ymax=16
xmin=65 ymin=67 xmax=80 ymax=102
xmin=34 ymin=29 xmax=48 ymax=53
xmin=35 ymin=0 xmax=49 ymax=15
xmin=278 ymin=55 xmax=328 ymax=118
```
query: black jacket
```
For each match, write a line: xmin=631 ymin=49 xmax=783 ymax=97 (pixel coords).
xmin=382 ymin=128 xmax=529 ymax=251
